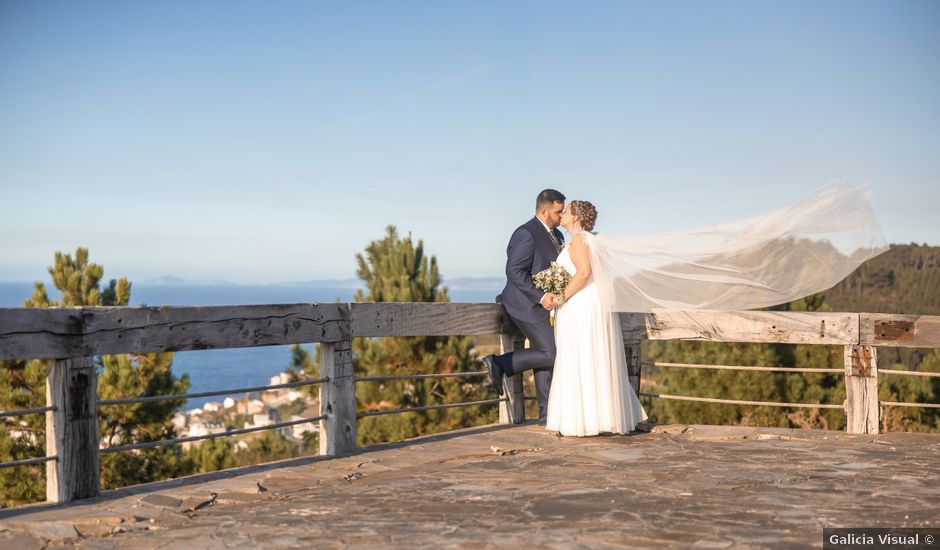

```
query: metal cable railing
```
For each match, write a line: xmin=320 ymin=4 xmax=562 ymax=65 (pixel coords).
xmin=644 ymin=361 xmax=939 ymax=410
xmin=645 ymin=361 xmax=843 ymax=374
xmin=640 ymin=360 xmax=845 ymax=409
xmin=877 ymin=369 xmax=940 ymax=409
xmin=639 ymin=391 xmax=843 ymax=409
xmin=98 ymin=378 xmax=328 ymax=406
xmin=97 ymin=372 xmax=496 ymax=452
xmin=358 ymin=398 xmax=507 ymax=418
xmin=100 ymin=414 xmax=327 ymax=454
xmin=880 ymin=401 xmax=940 ymax=409
xmin=879 ymin=369 xmax=940 ymax=378
xmin=95 ymin=378 xmax=330 ymax=454
xmin=0 ymin=406 xmax=58 ymax=469
xmin=0 ymin=455 xmax=58 ymax=469
xmin=1 ymin=372 xmax=498 ymax=469
xmin=356 ymin=371 xmax=487 ymax=383
xmin=0 ymin=379 xmax=329 ymax=468
xmin=0 ymin=405 xmax=55 ymax=418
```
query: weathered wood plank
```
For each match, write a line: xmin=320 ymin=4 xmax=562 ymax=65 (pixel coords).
xmin=0 ymin=304 xmax=350 ymax=359
xmin=0 ymin=308 xmax=88 ymax=359
xmin=620 ymin=311 xmax=859 ymax=345
xmin=319 ymin=340 xmax=357 ymax=455
xmin=81 ymin=303 xmax=350 ymax=353
xmin=623 ymin=339 xmax=642 ymax=398
xmin=843 ymin=345 xmax=879 ymax=434
xmin=46 ymin=356 xmax=99 ymax=503
xmin=859 ymin=314 xmax=940 ymax=348
xmin=349 ymin=303 xmax=512 ymax=337
xmin=0 ymin=307 xmax=86 ymax=335
xmin=498 ymin=334 xmax=525 ymax=425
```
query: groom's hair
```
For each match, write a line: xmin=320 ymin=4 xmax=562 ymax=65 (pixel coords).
xmin=536 ymin=189 xmax=566 ymax=211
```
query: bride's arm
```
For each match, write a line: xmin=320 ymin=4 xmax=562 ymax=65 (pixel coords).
xmin=561 ymin=235 xmax=591 ymax=302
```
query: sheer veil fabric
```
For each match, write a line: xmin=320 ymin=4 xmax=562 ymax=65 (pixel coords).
xmin=583 ymin=182 xmax=888 ymax=313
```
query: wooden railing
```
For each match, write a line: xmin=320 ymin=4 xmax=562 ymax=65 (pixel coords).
xmin=1 ymin=304 xmax=938 ymax=504
xmin=619 ymin=310 xmax=940 ymax=432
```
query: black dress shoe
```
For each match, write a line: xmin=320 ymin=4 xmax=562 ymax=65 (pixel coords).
xmin=482 ymin=354 xmax=504 ymax=396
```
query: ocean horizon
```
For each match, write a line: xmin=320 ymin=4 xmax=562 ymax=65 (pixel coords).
xmin=0 ymin=280 xmax=502 ymax=409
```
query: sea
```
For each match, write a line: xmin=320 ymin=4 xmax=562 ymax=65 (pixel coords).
xmin=0 ymin=281 xmax=501 ymax=409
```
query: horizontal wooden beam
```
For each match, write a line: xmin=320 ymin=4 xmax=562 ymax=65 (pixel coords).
xmin=859 ymin=314 xmax=940 ymax=348
xmin=619 ymin=311 xmax=859 ymax=345
xmin=349 ymin=303 xmax=511 ymax=337
xmin=0 ymin=308 xmax=88 ymax=359
xmin=0 ymin=303 xmax=350 ymax=359
xmin=3 ymin=303 xmax=938 ymax=360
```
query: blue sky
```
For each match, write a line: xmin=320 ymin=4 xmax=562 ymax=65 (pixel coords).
xmin=1 ymin=1 xmax=938 ymax=284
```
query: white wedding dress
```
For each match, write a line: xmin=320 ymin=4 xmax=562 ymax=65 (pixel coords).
xmin=545 ymin=235 xmax=649 ymax=436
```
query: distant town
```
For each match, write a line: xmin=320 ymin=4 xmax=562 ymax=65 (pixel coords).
xmin=171 ymin=372 xmax=320 ymax=450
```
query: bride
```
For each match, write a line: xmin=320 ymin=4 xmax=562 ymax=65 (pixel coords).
xmin=545 ymin=183 xmax=887 ymax=437
xmin=546 ymin=200 xmax=648 ymax=436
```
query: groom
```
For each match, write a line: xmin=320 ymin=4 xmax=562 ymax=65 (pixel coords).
xmin=483 ymin=189 xmax=566 ymax=421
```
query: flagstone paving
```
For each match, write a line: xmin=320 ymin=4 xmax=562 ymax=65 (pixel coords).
xmin=1 ymin=422 xmax=938 ymax=549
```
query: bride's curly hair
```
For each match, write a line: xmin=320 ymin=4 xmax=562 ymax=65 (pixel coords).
xmin=570 ymin=200 xmax=598 ymax=232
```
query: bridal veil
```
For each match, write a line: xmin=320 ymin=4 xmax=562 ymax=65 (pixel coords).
xmin=584 ymin=181 xmax=888 ymax=313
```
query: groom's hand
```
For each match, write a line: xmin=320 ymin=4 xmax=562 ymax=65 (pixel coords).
xmin=541 ymin=293 xmax=556 ymax=311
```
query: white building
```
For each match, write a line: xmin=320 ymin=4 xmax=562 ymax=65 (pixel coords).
xmin=7 ymin=423 xmax=38 ymax=445
xmin=203 ymin=401 xmax=223 ymax=413
xmin=188 ymin=422 xmax=226 ymax=438
xmin=223 ymin=397 xmax=237 ymax=409
xmin=181 ymin=422 xmax=227 ymax=451
xmin=265 ymin=393 xmax=295 ymax=408
xmin=245 ymin=413 xmax=273 ymax=430
xmin=171 ymin=412 xmax=187 ymax=431
xmin=290 ymin=415 xmax=319 ymax=440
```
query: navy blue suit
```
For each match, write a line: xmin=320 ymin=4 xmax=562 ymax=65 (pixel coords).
xmin=495 ymin=217 xmax=564 ymax=418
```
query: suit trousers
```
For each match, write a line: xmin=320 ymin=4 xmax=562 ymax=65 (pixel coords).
xmin=494 ymin=314 xmax=555 ymax=419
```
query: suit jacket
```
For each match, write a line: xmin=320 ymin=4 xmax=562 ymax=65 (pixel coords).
xmin=496 ymin=217 xmax=565 ymax=323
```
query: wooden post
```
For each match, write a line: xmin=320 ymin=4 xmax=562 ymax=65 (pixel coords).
xmin=497 ymin=334 xmax=525 ymax=424
xmin=843 ymin=345 xmax=879 ymax=434
xmin=319 ymin=340 xmax=357 ymax=455
xmin=45 ymin=356 xmax=100 ymax=503
xmin=624 ymin=339 xmax=643 ymax=398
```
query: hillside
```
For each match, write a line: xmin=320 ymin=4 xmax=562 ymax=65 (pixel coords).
xmin=824 ymin=243 xmax=940 ymax=315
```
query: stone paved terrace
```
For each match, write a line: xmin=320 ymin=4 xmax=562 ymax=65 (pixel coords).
xmin=1 ymin=422 xmax=938 ymax=549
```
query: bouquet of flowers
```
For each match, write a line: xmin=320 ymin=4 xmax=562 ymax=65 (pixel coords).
xmin=532 ymin=262 xmax=572 ymax=326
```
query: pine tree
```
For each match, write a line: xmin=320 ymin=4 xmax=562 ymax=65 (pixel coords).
xmin=347 ymin=226 xmax=493 ymax=445
xmin=0 ymin=248 xmax=191 ymax=506
xmin=189 ymin=436 xmax=236 ymax=473
xmin=286 ymin=344 xmax=314 ymax=381
xmin=97 ymin=352 xmax=192 ymax=489
xmin=880 ymin=349 xmax=940 ymax=432
xmin=232 ymin=431 xmax=297 ymax=466
xmin=0 ymin=357 xmax=46 ymax=505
